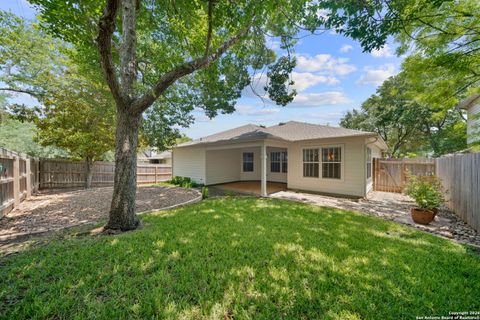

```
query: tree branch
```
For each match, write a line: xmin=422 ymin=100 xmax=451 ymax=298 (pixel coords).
xmin=97 ymin=0 xmax=123 ymax=108
xmin=0 ymin=87 xmax=41 ymax=98
xmin=204 ymin=0 xmax=214 ymax=58
xmin=133 ymin=25 xmax=251 ymax=114
xmin=120 ymin=0 xmax=138 ymax=97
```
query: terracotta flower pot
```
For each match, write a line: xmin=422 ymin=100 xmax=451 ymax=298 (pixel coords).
xmin=411 ymin=207 xmax=437 ymax=225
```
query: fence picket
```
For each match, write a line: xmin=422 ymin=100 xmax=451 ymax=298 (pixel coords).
xmin=373 ymin=158 xmax=436 ymax=193
xmin=436 ymin=153 xmax=480 ymax=232
xmin=38 ymin=159 xmax=171 ymax=189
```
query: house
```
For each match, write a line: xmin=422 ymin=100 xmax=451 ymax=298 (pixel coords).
xmin=172 ymin=121 xmax=388 ymax=197
xmin=458 ymin=94 xmax=480 ymax=145
xmin=138 ymin=149 xmax=172 ymax=165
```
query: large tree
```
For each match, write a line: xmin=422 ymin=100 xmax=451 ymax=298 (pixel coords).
xmin=340 ymin=73 xmax=467 ymax=156
xmin=341 ymin=75 xmax=423 ymax=157
xmin=30 ymin=0 xmax=405 ymax=231
xmin=0 ymin=11 xmax=118 ymax=187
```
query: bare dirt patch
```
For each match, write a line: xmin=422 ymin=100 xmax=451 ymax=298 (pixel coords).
xmin=0 ymin=185 xmax=200 ymax=244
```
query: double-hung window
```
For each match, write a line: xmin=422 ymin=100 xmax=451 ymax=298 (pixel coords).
xmin=270 ymin=151 xmax=288 ymax=173
xmin=321 ymin=147 xmax=342 ymax=179
xmin=242 ymin=152 xmax=254 ymax=172
xmin=270 ymin=152 xmax=281 ymax=173
xmin=366 ymin=147 xmax=372 ymax=179
xmin=303 ymin=149 xmax=319 ymax=177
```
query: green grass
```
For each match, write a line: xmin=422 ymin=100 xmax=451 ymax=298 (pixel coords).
xmin=1 ymin=198 xmax=479 ymax=319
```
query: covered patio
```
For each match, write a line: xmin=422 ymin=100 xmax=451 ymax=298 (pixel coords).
xmin=210 ymin=181 xmax=287 ymax=196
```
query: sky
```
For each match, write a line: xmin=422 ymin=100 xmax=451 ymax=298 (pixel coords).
xmin=1 ymin=0 xmax=403 ymax=139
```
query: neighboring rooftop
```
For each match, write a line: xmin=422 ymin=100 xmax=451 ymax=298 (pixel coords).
xmin=177 ymin=121 xmax=378 ymax=147
xmin=138 ymin=149 xmax=172 ymax=160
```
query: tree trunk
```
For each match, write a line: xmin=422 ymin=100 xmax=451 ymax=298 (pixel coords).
xmin=105 ymin=108 xmax=141 ymax=231
xmin=84 ymin=156 xmax=94 ymax=189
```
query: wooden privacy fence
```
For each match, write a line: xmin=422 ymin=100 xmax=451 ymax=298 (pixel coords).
xmin=39 ymin=159 xmax=172 ymax=189
xmin=436 ymin=153 xmax=480 ymax=232
xmin=0 ymin=148 xmax=39 ymax=217
xmin=373 ymin=158 xmax=436 ymax=193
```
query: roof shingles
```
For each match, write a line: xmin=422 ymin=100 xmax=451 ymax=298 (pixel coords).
xmin=178 ymin=121 xmax=376 ymax=147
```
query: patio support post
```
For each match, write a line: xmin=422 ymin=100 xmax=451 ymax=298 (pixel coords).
xmin=261 ymin=143 xmax=267 ymax=197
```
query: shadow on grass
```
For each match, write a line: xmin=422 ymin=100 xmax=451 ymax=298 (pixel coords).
xmin=1 ymin=197 xmax=479 ymax=319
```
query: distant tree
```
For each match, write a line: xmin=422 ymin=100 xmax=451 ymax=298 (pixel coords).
xmin=341 ymin=76 xmax=423 ymax=157
xmin=1 ymin=92 xmax=65 ymax=156
xmin=175 ymin=135 xmax=192 ymax=145
xmin=0 ymin=11 xmax=116 ymax=188
xmin=340 ymin=74 xmax=467 ymax=157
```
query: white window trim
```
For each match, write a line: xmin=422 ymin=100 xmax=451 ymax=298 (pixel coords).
xmin=281 ymin=151 xmax=288 ymax=173
xmin=301 ymin=144 xmax=345 ymax=182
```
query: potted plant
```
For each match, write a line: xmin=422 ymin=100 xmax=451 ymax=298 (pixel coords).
xmin=404 ymin=175 xmax=444 ymax=225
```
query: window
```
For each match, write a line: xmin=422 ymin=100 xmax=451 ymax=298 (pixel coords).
xmin=270 ymin=152 xmax=281 ymax=172
xmin=321 ymin=147 xmax=342 ymax=179
xmin=366 ymin=147 xmax=372 ymax=179
xmin=270 ymin=151 xmax=288 ymax=173
xmin=303 ymin=149 xmax=319 ymax=177
xmin=281 ymin=151 xmax=288 ymax=173
xmin=242 ymin=152 xmax=254 ymax=172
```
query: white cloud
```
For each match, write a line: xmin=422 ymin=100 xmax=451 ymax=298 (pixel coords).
xmin=235 ymin=104 xmax=280 ymax=116
xmin=296 ymin=54 xmax=357 ymax=75
xmin=195 ymin=115 xmax=214 ymax=122
xmin=299 ymin=111 xmax=344 ymax=124
xmin=339 ymin=44 xmax=353 ymax=53
xmin=243 ymin=70 xmax=339 ymax=98
xmin=289 ymin=91 xmax=352 ymax=108
xmin=371 ymin=44 xmax=394 ymax=58
xmin=291 ymin=72 xmax=339 ymax=91
xmin=356 ymin=64 xmax=397 ymax=86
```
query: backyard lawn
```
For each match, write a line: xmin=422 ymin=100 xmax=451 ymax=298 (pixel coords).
xmin=1 ymin=197 xmax=479 ymax=319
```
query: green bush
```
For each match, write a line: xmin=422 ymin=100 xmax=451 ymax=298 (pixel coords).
xmin=404 ymin=175 xmax=445 ymax=210
xmin=169 ymin=176 xmax=202 ymax=188
xmin=201 ymin=186 xmax=209 ymax=199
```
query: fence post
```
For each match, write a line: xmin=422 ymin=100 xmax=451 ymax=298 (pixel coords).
xmin=154 ymin=166 xmax=158 ymax=184
xmin=26 ymin=158 xmax=32 ymax=198
xmin=13 ymin=156 xmax=20 ymax=207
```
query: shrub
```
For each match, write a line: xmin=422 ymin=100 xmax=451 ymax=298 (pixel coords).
xmin=201 ymin=186 xmax=209 ymax=199
xmin=404 ymin=175 xmax=444 ymax=210
xmin=169 ymin=176 xmax=202 ymax=189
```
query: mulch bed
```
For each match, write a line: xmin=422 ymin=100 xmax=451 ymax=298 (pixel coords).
xmin=0 ymin=185 xmax=200 ymax=243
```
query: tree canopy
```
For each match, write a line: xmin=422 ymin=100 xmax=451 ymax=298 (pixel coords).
xmin=340 ymin=73 xmax=467 ymax=157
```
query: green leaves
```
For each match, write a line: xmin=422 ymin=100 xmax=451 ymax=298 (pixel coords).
xmin=0 ymin=11 xmax=116 ymax=161
xmin=404 ymin=176 xmax=445 ymax=210
xmin=340 ymin=73 xmax=467 ymax=157
xmin=265 ymin=56 xmax=297 ymax=106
